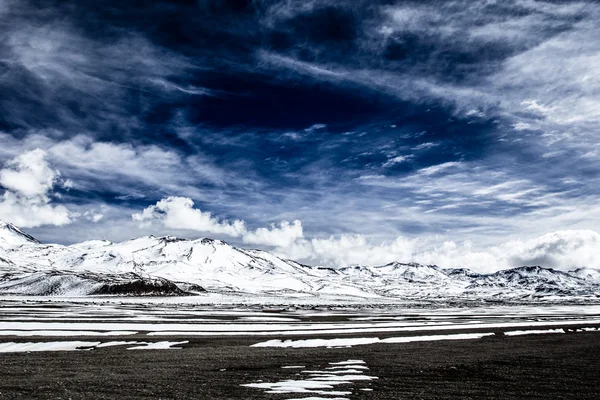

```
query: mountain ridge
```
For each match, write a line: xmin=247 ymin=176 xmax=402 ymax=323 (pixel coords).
xmin=0 ymin=221 xmax=598 ymax=299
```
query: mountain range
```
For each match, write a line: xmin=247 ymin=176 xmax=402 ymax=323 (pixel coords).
xmin=1 ymin=221 xmax=599 ymax=300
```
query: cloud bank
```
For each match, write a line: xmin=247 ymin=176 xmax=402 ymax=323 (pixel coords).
xmin=132 ymin=197 xmax=600 ymax=272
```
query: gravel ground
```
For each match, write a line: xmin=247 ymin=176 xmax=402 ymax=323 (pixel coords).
xmin=1 ymin=332 xmax=599 ymax=399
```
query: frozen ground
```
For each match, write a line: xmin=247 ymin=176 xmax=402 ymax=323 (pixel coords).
xmin=1 ymin=299 xmax=600 ymax=339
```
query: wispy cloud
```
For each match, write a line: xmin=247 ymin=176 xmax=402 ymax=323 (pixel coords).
xmin=0 ymin=1 xmax=203 ymax=137
xmin=382 ymin=155 xmax=411 ymax=168
xmin=418 ymin=162 xmax=461 ymax=176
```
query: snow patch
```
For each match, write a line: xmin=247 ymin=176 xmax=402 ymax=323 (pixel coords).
xmin=328 ymin=360 xmax=366 ymax=365
xmin=127 ymin=340 xmax=188 ymax=350
xmin=252 ymin=333 xmax=494 ymax=348
xmin=95 ymin=341 xmax=138 ymax=348
xmin=0 ymin=341 xmax=100 ymax=352
xmin=285 ymin=398 xmax=349 ymax=400
xmin=504 ymin=329 xmax=564 ymax=336
xmin=252 ymin=338 xmax=380 ymax=348
xmin=242 ymin=359 xmax=376 ymax=397
xmin=0 ymin=330 xmax=138 ymax=337
xmin=0 ymin=340 xmax=189 ymax=352
xmin=382 ymin=333 xmax=494 ymax=343
xmin=237 ymin=316 xmax=301 ymax=322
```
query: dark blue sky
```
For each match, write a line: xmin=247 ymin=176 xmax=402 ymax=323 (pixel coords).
xmin=1 ymin=0 xmax=599 ymax=270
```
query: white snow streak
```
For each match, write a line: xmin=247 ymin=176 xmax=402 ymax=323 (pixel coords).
xmin=503 ymin=329 xmax=564 ymax=336
xmin=0 ymin=341 xmax=100 ymax=352
xmin=0 ymin=340 xmax=189 ymax=352
xmin=252 ymin=333 xmax=494 ymax=348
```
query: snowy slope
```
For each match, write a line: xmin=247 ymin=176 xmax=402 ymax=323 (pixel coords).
xmin=0 ymin=221 xmax=599 ymax=299
xmin=0 ymin=221 xmax=40 ymax=249
xmin=12 ymin=236 xmax=324 ymax=293
xmin=569 ymin=268 xmax=600 ymax=284
xmin=0 ymin=269 xmax=188 ymax=296
xmin=332 ymin=262 xmax=468 ymax=298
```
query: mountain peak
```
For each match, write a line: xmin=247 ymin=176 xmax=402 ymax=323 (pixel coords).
xmin=500 ymin=265 xmax=565 ymax=276
xmin=0 ymin=221 xmax=40 ymax=248
xmin=381 ymin=261 xmax=441 ymax=270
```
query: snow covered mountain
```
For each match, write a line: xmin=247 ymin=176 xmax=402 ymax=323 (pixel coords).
xmin=0 ymin=221 xmax=599 ymax=300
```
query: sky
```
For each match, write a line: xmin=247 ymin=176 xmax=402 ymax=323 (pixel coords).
xmin=0 ymin=0 xmax=599 ymax=272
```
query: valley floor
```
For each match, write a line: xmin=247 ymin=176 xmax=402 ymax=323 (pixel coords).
xmin=1 ymin=299 xmax=600 ymax=399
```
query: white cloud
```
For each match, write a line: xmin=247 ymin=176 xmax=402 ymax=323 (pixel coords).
xmin=512 ymin=122 xmax=533 ymax=131
xmin=0 ymin=149 xmax=71 ymax=227
xmin=499 ymin=230 xmax=600 ymax=270
xmin=304 ymin=123 xmax=327 ymax=132
xmin=521 ymin=99 xmax=554 ymax=115
xmin=308 ymin=234 xmax=418 ymax=267
xmin=132 ymin=196 xmax=306 ymax=249
xmin=81 ymin=206 xmax=108 ymax=223
xmin=132 ymin=196 xmax=246 ymax=237
xmin=418 ymin=162 xmax=461 ymax=176
xmin=382 ymin=155 xmax=410 ymax=168
xmin=243 ymin=220 xmax=304 ymax=248
xmin=145 ymin=78 xmax=214 ymax=96
xmin=0 ymin=149 xmax=59 ymax=198
xmin=412 ymin=142 xmax=439 ymax=151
